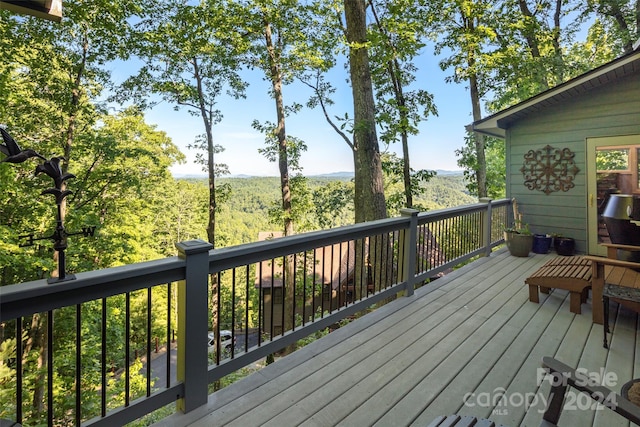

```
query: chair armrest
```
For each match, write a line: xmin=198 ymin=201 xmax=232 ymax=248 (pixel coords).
xmin=582 ymin=255 xmax=640 ymax=270
xmin=601 ymin=243 xmax=640 ymax=252
xmin=601 ymin=243 xmax=640 ymax=259
xmin=541 ymin=356 xmax=640 ymax=425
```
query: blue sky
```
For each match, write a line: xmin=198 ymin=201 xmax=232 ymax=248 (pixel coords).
xmin=139 ymin=46 xmax=472 ymax=177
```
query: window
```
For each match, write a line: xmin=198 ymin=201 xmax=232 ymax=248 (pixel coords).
xmin=596 ymin=148 xmax=629 ymax=172
xmin=596 ymin=145 xmax=640 ymax=194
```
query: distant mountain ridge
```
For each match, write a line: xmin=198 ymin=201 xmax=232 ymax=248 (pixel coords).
xmin=173 ymin=169 xmax=464 ymax=179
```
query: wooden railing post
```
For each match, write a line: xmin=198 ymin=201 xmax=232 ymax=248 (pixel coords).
xmin=479 ymin=198 xmax=493 ymax=257
xmin=175 ymin=239 xmax=213 ymax=412
xmin=399 ymin=209 xmax=419 ymax=297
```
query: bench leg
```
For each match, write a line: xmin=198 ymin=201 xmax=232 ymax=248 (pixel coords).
xmin=540 ymin=286 xmax=551 ymax=294
xmin=529 ymin=284 xmax=539 ymax=303
xmin=569 ymin=292 xmax=582 ymax=314
xmin=581 ymin=287 xmax=590 ymax=303
xmin=592 ymin=278 xmax=603 ymax=324
xmin=603 ymin=295 xmax=610 ymax=349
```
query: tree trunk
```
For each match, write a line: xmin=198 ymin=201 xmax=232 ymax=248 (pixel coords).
xmin=388 ymin=58 xmax=413 ymax=208
xmin=264 ymin=21 xmax=293 ymax=238
xmin=469 ymin=71 xmax=487 ymax=199
xmin=264 ymin=19 xmax=295 ymax=339
xmin=190 ymin=57 xmax=217 ymax=247
xmin=344 ymin=0 xmax=388 ymax=301
xmin=463 ymin=14 xmax=487 ymax=199
xmin=517 ymin=0 xmax=549 ymax=90
xmin=23 ymin=313 xmax=47 ymax=417
xmin=344 ymin=0 xmax=386 ymax=223
xmin=401 ymin=129 xmax=412 ymax=208
xmin=368 ymin=3 xmax=413 ymax=208
xmin=191 ymin=56 xmax=222 ymax=385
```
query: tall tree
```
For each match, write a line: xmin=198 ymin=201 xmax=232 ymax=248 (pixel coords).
xmin=119 ymin=0 xmax=248 ymax=379
xmin=368 ymin=0 xmax=437 ymax=208
xmin=240 ymin=0 xmax=337 ymax=237
xmin=120 ymin=0 xmax=246 ymax=248
xmin=239 ymin=0 xmax=338 ymax=340
xmin=344 ymin=0 xmax=387 ymax=222
xmin=428 ymin=0 xmax=500 ymax=198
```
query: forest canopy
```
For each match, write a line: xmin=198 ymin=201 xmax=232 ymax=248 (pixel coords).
xmin=1 ymin=1 xmax=637 ymax=424
xmin=1 ymin=0 xmax=637 ymax=280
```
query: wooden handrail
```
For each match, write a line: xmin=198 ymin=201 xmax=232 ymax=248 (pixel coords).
xmin=583 ymin=255 xmax=640 ymax=270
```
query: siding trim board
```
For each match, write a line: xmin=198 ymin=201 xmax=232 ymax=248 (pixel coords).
xmin=472 ymin=50 xmax=640 ymax=138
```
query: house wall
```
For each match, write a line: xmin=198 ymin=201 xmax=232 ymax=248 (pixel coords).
xmin=506 ymin=72 xmax=640 ymax=254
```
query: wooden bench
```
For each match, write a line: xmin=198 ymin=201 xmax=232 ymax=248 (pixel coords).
xmin=526 ymin=256 xmax=592 ymax=316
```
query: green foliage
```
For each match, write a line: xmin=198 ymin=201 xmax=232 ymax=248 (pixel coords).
xmin=368 ymin=0 xmax=438 ymax=146
xmin=2 ymin=0 xmax=632 ymax=422
xmin=295 ymin=321 xmax=329 ymax=348
xmin=456 ymin=132 xmax=505 ymax=199
xmin=381 ymin=152 xmax=436 ymax=215
xmin=596 ymin=148 xmax=629 ymax=171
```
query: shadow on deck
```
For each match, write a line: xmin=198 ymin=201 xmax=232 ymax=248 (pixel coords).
xmin=156 ymin=249 xmax=640 ymax=427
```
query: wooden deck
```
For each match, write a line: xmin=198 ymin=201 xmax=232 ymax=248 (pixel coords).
xmin=156 ymin=249 xmax=640 ymax=427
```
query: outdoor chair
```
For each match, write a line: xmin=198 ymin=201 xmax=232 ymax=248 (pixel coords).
xmin=584 ymin=243 xmax=640 ymax=347
xmin=540 ymin=356 xmax=640 ymax=426
xmin=428 ymin=356 xmax=640 ymax=427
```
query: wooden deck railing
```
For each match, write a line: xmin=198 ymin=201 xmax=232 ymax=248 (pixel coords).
xmin=0 ymin=198 xmax=510 ymax=426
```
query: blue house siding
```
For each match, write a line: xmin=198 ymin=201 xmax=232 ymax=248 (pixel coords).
xmin=505 ymin=72 xmax=640 ymax=253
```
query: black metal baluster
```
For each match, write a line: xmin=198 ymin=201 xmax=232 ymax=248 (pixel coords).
xmin=47 ymin=310 xmax=53 ymax=426
xmin=371 ymin=234 xmax=378 ymax=294
xmin=101 ymin=298 xmax=107 ymax=417
xmin=302 ymin=252 xmax=307 ymax=326
xmin=231 ymin=268 xmax=236 ymax=357
xmin=270 ymin=259 xmax=275 ymax=339
xmin=449 ymin=217 xmax=462 ymax=258
xmin=280 ymin=256 xmax=285 ymax=336
xmin=419 ymin=224 xmax=425 ymax=272
xmin=76 ymin=304 xmax=81 ymax=425
xmin=125 ymin=292 xmax=130 ymax=406
xmin=258 ymin=262 xmax=263 ymax=347
xmin=340 ymin=240 xmax=356 ymax=307
xmin=313 ymin=248 xmax=318 ymax=319
xmin=328 ymin=242 xmax=332 ymax=313
xmin=389 ymin=231 xmax=395 ymax=288
xmin=16 ymin=318 xmax=22 ymax=424
xmin=166 ymin=283 xmax=171 ymax=387
xmin=434 ymin=221 xmax=440 ymax=268
xmin=146 ymin=287 xmax=152 ymax=396
xmin=292 ymin=253 xmax=297 ymax=331
xmin=360 ymin=238 xmax=366 ymax=301
xmin=216 ymin=271 xmax=222 ymax=365
xmin=245 ymin=265 xmax=250 ymax=353
xmin=314 ymin=246 xmax=324 ymax=319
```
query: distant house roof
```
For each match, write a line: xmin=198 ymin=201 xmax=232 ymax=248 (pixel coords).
xmin=254 ymin=232 xmax=354 ymax=290
xmin=254 ymin=228 xmax=452 ymax=290
xmin=1 ymin=0 xmax=62 ymax=21
xmin=471 ymin=48 xmax=640 ymax=139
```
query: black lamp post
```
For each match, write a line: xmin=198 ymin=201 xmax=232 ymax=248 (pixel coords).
xmin=1 ymin=127 xmax=95 ymax=283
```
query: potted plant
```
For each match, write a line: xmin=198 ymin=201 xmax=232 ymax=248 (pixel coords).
xmin=553 ymin=235 xmax=576 ymax=256
xmin=533 ymin=234 xmax=553 ymax=254
xmin=504 ymin=199 xmax=534 ymax=257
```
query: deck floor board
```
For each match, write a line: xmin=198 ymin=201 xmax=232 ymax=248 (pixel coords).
xmin=154 ymin=250 xmax=640 ymax=427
